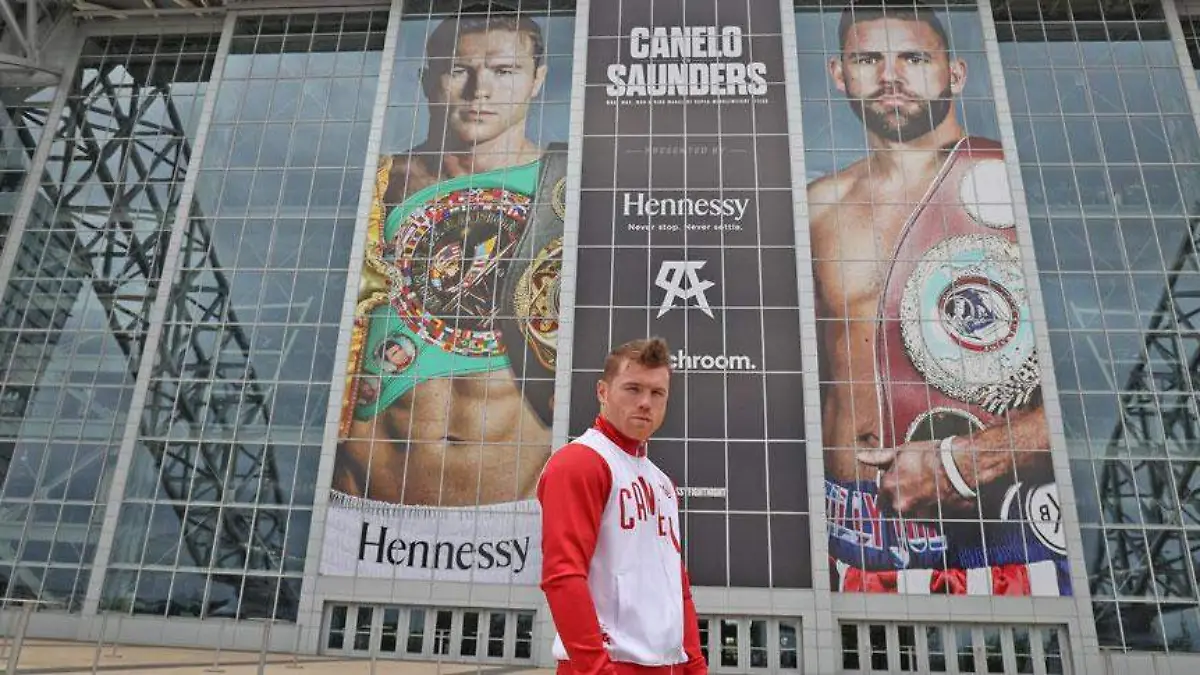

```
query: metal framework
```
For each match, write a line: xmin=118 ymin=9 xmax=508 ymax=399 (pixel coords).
xmin=0 ymin=0 xmax=69 ymax=77
xmin=0 ymin=32 xmax=293 ymax=616
xmin=1089 ymin=211 xmax=1200 ymax=646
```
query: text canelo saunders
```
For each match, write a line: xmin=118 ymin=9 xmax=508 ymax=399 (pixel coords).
xmin=623 ymin=192 xmax=750 ymax=220
xmin=606 ymin=26 xmax=769 ymax=98
xmin=358 ymin=523 xmax=530 ymax=574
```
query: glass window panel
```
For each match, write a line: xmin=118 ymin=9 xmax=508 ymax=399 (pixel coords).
xmin=1013 ymin=627 xmax=1033 ymax=673
xmin=144 ymin=502 xmax=183 ymax=567
xmin=1144 ymin=166 xmax=1184 ymax=214
xmin=956 ymin=628 xmax=975 ymax=672
xmin=487 ymin=612 xmax=505 ymax=658
xmin=1031 ymin=117 xmax=1070 ymax=162
xmin=720 ymin=619 xmax=739 ymax=667
xmin=258 ymin=124 xmax=292 ymax=168
xmin=42 ymin=567 xmax=79 ymax=610
xmin=1022 ymin=71 xmax=1060 ymax=114
xmin=1161 ymin=604 xmax=1200 ymax=653
xmin=749 ymin=620 xmax=767 ymax=668
xmin=1118 ymin=600 xmax=1166 ymax=648
xmin=168 ymin=572 xmax=205 ymax=618
xmin=926 ymin=626 xmax=946 ymax=672
xmin=407 ymin=608 xmax=425 ymax=653
xmin=236 ymin=575 xmax=280 ymax=620
xmin=869 ymin=624 xmax=887 ymax=671
xmin=461 ymin=611 xmax=479 ymax=656
xmin=327 ymin=79 xmax=361 ymax=120
xmin=353 ymin=606 xmax=373 ymax=650
xmin=1118 ymin=68 xmax=1159 ymax=114
xmin=1043 ymin=627 xmax=1065 ymax=673
xmin=1089 ymin=71 xmax=1126 ymax=113
xmin=381 ymin=607 xmax=399 ymax=653
xmin=983 ymin=627 xmax=1004 ymax=672
xmin=898 ymin=625 xmax=916 ymax=672
xmin=1097 ymin=118 xmax=1138 ymax=162
xmin=317 ymin=123 xmax=353 ymax=167
xmin=515 ymin=612 xmax=534 ymax=659
xmin=1064 ymin=117 xmax=1102 ymax=163
xmin=206 ymin=574 xmax=242 ymax=618
xmin=1076 ymin=166 xmax=1114 ymax=214
xmin=133 ymin=571 xmax=172 ymax=616
xmin=328 ymin=605 xmax=347 ymax=650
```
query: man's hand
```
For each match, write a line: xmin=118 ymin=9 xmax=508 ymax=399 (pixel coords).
xmin=856 ymin=441 xmax=977 ymax=518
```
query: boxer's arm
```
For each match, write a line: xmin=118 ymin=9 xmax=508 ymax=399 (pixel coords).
xmin=858 ymin=407 xmax=1052 ymax=516
xmin=538 ymin=444 xmax=616 ymax=675
xmin=947 ymin=407 xmax=1053 ymax=490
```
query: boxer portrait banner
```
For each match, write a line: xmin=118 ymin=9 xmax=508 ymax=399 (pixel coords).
xmin=570 ymin=0 xmax=812 ymax=589
xmin=321 ymin=2 xmax=575 ymax=583
xmin=796 ymin=0 xmax=1071 ymax=596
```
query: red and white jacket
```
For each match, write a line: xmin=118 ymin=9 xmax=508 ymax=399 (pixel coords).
xmin=538 ymin=417 xmax=706 ymax=675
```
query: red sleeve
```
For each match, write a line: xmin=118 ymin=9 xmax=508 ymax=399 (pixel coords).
xmin=537 ymin=443 xmax=614 ymax=675
xmin=681 ymin=565 xmax=706 ymax=673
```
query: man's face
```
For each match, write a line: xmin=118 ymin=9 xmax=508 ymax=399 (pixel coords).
xmin=425 ymin=28 xmax=547 ymax=145
xmin=831 ymin=17 xmax=964 ymax=143
xmin=384 ymin=343 xmax=408 ymax=366
xmin=597 ymin=360 xmax=671 ymax=442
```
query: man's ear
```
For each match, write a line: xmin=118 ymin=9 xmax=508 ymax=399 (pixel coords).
xmin=829 ymin=56 xmax=848 ymax=95
xmin=531 ymin=63 xmax=548 ymax=99
xmin=948 ymin=57 xmax=967 ymax=96
xmin=596 ymin=379 xmax=608 ymax=410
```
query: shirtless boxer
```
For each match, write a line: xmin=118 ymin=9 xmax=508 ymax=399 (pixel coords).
xmin=808 ymin=1 xmax=1068 ymax=594
xmin=333 ymin=6 xmax=566 ymax=507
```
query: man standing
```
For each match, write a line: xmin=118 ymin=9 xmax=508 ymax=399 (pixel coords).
xmin=808 ymin=1 xmax=1068 ymax=595
xmin=334 ymin=4 xmax=566 ymax=508
xmin=539 ymin=338 xmax=707 ymax=675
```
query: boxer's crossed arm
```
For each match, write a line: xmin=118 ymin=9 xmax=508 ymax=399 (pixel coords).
xmin=856 ymin=407 xmax=1053 ymax=518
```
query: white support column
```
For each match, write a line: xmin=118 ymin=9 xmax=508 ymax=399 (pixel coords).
xmin=776 ymin=2 xmax=837 ymax=674
xmin=295 ymin=0 xmax=403 ymax=656
xmin=974 ymin=2 xmax=1104 ymax=674
xmin=1163 ymin=0 xmax=1200 ymax=154
xmin=80 ymin=12 xmax=238 ymax=620
xmin=535 ymin=0 xmax=590 ymax=665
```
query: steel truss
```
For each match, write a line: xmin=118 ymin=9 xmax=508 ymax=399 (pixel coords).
xmin=0 ymin=38 xmax=294 ymax=617
xmin=1089 ymin=212 xmax=1200 ymax=647
xmin=0 ymin=0 xmax=69 ymax=77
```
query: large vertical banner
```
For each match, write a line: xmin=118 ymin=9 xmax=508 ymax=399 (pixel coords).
xmin=321 ymin=3 xmax=574 ymax=583
xmin=572 ymin=0 xmax=811 ymax=588
xmin=796 ymin=1 xmax=1071 ymax=596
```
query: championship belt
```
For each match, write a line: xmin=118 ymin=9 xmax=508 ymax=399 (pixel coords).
xmin=876 ymin=137 xmax=1040 ymax=448
xmin=497 ymin=143 xmax=568 ymax=427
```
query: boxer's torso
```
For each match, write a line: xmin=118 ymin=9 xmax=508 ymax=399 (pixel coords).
xmin=334 ymin=151 xmax=553 ymax=507
xmin=808 ymin=153 xmax=949 ymax=480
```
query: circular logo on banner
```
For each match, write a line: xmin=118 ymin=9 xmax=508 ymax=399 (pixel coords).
xmin=513 ymin=236 xmax=563 ymax=370
xmin=900 ymin=235 xmax=1039 ymax=413
xmin=959 ymin=159 xmax=1016 ymax=229
xmin=388 ymin=188 xmax=529 ymax=356
xmin=1026 ymin=483 xmax=1067 ymax=555
xmin=937 ymin=276 xmax=1019 ymax=352
xmin=375 ymin=333 xmax=417 ymax=374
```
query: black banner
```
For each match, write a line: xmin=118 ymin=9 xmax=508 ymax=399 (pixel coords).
xmin=571 ymin=0 xmax=810 ymax=589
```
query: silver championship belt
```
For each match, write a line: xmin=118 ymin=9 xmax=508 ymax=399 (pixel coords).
xmin=875 ymin=138 xmax=1040 ymax=448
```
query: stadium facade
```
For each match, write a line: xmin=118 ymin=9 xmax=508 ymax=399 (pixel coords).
xmin=1 ymin=0 xmax=1200 ymax=672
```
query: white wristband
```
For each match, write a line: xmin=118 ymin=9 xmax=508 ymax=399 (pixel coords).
xmin=939 ymin=436 xmax=977 ymax=500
